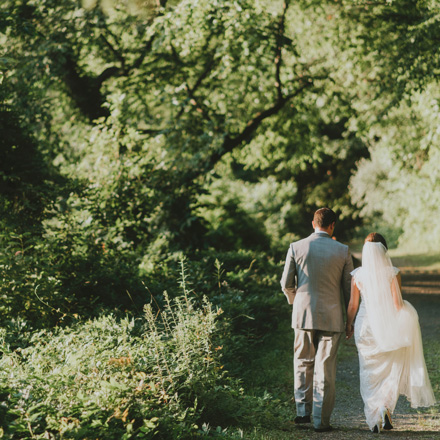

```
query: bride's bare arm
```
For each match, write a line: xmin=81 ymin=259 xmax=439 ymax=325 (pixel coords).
xmin=391 ymin=272 xmax=403 ymax=311
xmin=346 ymin=278 xmax=360 ymax=339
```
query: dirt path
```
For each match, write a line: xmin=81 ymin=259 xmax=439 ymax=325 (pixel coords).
xmin=293 ymin=270 xmax=440 ymax=439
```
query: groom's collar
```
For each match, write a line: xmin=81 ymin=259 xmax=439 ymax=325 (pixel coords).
xmin=314 ymin=230 xmax=330 ymax=236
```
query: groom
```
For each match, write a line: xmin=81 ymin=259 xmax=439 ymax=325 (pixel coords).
xmin=280 ymin=208 xmax=353 ymax=432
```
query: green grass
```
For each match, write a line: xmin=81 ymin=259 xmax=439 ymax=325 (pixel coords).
xmin=227 ymin=311 xmax=301 ymax=439
xmin=387 ymin=250 xmax=440 ymax=270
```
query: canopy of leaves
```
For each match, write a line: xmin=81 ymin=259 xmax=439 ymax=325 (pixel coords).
xmin=1 ymin=0 xmax=439 ymax=322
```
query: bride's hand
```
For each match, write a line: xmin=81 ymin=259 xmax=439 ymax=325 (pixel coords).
xmin=345 ymin=323 xmax=354 ymax=340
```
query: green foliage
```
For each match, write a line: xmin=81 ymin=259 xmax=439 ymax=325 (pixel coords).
xmin=298 ymin=0 xmax=440 ymax=250
xmin=3 ymin=0 xmax=440 ymax=434
xmin=0 ymin=250 xmax=311 ymax=439
xmin=4 ymin=1 xmax=440 ymax=438
xmin=0 ymin=0 xmax=368 ymax=325
xmin=0 ymin=286 xmax=243 ymax=438
xmin=338 ymin=0 xmax=440 ymax=98
xmin=1 ymin=0 xmax=439 ymax=324
xmin=350 ymin=81 xmax=440 ymax=251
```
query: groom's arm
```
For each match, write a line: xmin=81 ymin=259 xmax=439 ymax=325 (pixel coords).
xmin=341 ymin=246 xmax=354 ymax=311
xmin=280 ymin=245 xmax=297 ymax=305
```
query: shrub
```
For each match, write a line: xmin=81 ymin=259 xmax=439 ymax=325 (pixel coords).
xmin=0 ymin=284 xmax=243 ymax=438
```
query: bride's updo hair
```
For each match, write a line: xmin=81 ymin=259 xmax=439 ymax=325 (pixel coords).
xmin=365 ymin=232 xmax=388 ymax=250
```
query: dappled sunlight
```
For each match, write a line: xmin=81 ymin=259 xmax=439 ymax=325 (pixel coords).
xmin=2 ymin=0 xmax=440 ymax=437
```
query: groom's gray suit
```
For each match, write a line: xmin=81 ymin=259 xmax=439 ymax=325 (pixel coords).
xmin=281 ymin=231 xmax=353 ymax=429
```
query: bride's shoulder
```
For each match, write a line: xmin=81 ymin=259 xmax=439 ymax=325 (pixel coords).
xmin=386 ymin=266 xmax=400 ymax=274
xmin=383 ymin=266 xmax=400 ymax=281
xmin=350 ymin=266 xmax=365 ymax=288
xmin=350 ymin=267 xmax=365 ymax=291
xmin=350 ymin=266 xmax=364 ymax=278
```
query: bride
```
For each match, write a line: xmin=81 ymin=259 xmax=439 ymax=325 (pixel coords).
xmin=345 ymin=233 xmax=436 ymax=433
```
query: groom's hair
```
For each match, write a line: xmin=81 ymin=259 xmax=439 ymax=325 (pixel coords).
xmin=313 ymin=208 xmax=337 ymax=228
xmin=365 ymin=232 xmax=388 ymax=250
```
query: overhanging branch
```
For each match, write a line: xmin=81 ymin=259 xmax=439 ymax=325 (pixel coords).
xmin=190 ymin=0 xmax=301 ymax=177
xmin=184 ymin=78 xmax=314 ymax=182
xmin=275 ymin=0 xmax=291 ymax=101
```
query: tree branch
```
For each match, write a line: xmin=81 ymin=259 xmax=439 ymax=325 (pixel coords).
xmin=61 ymin=52 xmax=110 ymax=120
xmin=190 ymin=78 xmax=314 ymax=179
xmin=132 ymin=34 xmax=155 ymax=70
xmin=96 ymin=66 xmax=121 ymax=87
xmin=100 ymin=33 xmax=127 ymax=70
xmin=60 ymin=7 xmax=166 ymax=120
xmin=139 ymin=128 xmax=166 ymax=135
xmin=197 ymin=0 xmax=296 ymax=175
xmin=274 ymin=0 xmax=291 ymax=101
xmin=174 ymin=30 xmax=221 ymax=123
xmin=175 ymin=54 xmax=220 ymax=122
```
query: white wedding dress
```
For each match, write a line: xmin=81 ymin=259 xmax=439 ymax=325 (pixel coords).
xmin=351 ymin=243 xmax=435 ymax=431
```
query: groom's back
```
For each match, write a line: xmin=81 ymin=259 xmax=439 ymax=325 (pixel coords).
xmin=291 ymin=233 xmax=352 ymax=332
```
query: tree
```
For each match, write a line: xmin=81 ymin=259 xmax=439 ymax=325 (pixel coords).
xmin=0 ymin=0 xmax=373 ymax=322
xmin=2 ymin=0 xmax=339 ymax=248
xmin=330 ymin=0 xmax=440 ymax=250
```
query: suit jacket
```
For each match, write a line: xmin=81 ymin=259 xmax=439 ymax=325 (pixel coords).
xmin=280 ymin=232 xmax=353 ymax=332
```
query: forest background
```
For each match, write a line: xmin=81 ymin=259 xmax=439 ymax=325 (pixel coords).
xmin=0 ymin=0 xmax=439 ymax=438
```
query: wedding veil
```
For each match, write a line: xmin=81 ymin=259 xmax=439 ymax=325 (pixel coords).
xmin=357 ymin=241 xmax=412 ymax=352
xmin=357 ymin=241 xmax=436 ymax=407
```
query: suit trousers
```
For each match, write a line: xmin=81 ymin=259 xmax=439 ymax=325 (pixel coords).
xmin=294 ymin=329 xmax=342 ymax=429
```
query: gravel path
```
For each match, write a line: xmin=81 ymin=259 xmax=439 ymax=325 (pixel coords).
xmin=292 ymin=270 xmax=440 ymax=439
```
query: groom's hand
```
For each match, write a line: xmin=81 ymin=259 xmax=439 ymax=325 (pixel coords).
xmin=345 ymin=323 xmax=354 ymax=340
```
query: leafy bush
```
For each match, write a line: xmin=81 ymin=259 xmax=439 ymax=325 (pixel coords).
xmin=0 ymin=284 xmax=244 ymax=439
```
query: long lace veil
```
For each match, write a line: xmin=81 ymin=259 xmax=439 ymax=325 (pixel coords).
xmin=359 ymin=242 xmax=412 ymax=352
